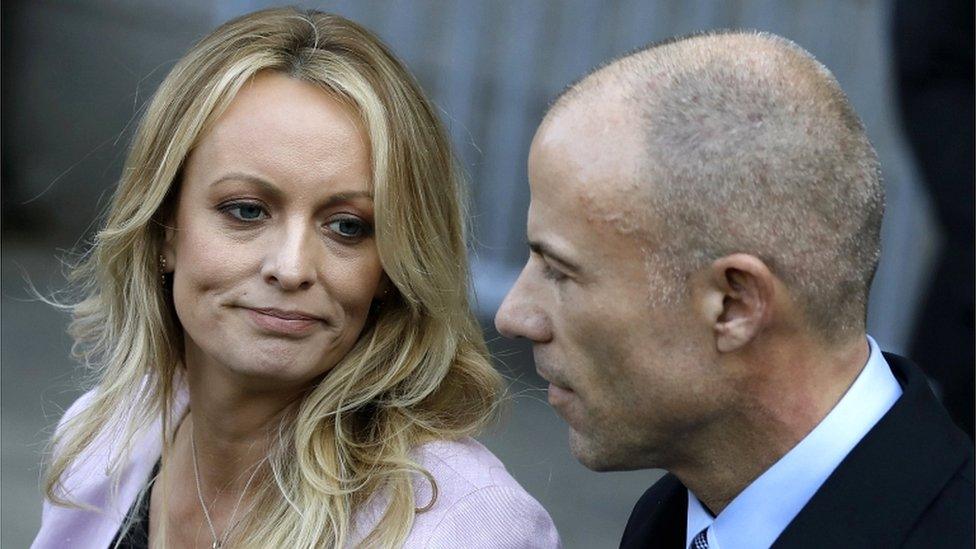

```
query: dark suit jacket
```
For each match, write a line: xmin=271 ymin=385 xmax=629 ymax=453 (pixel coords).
xmin=620 ymin=353 xmax=974 ymax=548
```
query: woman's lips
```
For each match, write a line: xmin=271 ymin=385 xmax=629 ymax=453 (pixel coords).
xmin=244 ymin=307 xmax=322 ymax=336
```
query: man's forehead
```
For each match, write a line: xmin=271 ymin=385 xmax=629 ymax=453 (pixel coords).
xmin=529 ymin=101 xmax=651 ymax=242
xmin=536 ymin=89 xmax=635 ymax=148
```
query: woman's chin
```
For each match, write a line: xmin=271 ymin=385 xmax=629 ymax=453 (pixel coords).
xmin=207 ymin=351 xmax=333 ymax=391
xmin=239 ymin=362 xmax=325 ymax=384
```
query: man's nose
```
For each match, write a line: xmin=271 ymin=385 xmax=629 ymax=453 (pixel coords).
xmin=262 ymin=222 xmax=317 ymax=291
xmin=494 ymin=269 xmax=552 ymax=343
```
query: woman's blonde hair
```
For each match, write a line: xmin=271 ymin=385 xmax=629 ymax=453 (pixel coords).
xmin=44 ymin=7 xmax=502 ymax=547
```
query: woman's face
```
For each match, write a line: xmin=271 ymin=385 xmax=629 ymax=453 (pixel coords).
xmin=164 ymin=72 xmax=385 ymax=388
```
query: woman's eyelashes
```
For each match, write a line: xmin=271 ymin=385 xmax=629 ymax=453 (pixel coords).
xmin=216 ymin=200 xmax=372 ymax=241
xmin=219 ymin=200 xmax=268 ymax=222
xmin=326 ymin=216 xmax=372 ymax=240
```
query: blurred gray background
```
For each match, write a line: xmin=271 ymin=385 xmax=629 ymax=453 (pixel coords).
xmin=2 ymin=1 xmax=965 ymax=547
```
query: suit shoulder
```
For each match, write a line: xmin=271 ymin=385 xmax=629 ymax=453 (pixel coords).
xmin=959 ymin=451 xmax=975 ymax=485
xmin=904 ymin=454 xmax=975 ymax=546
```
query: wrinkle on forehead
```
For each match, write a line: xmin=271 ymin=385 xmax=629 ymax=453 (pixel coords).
xmin=574 ymin=179 xmax=648 ymax=239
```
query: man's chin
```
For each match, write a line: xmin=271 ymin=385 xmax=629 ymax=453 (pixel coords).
xmin=569 ymin=429 xmax=618 ymax=472
xmin=568 ymin=429 xmax=649 ymax=472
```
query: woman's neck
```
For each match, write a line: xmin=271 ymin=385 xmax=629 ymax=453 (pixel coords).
xmin=155 ymin=357 xmax=307 ymax=547
xmin=180 ymin=357 xmax=303 ymax=491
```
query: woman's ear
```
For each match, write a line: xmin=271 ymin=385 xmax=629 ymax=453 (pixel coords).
xmin=160 ymin=217 xmax=177 ymax=273
xmin=701 ymin=254 xmax=776 ymax=353
xmin=373 ymin=273 xmax=392 ymax=300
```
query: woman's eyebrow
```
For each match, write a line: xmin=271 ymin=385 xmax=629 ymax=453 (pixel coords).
xmin=210 ymin=172 xmax=282 ymax=199
xmin=209 ymin=173 xmax=373 ymax=205
xmin=326 ymin=191 xmax=373 ymax=203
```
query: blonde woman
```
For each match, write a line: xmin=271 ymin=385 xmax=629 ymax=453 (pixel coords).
xmin=33 ymin=8 xmax=560 ymax=549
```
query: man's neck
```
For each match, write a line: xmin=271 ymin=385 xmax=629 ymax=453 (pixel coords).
xmin=674 ymin=335 xmax=870 ymax=515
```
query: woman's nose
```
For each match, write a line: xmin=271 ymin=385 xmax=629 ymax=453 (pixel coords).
xmin=261 ymin=222 xmax=317 ymax=291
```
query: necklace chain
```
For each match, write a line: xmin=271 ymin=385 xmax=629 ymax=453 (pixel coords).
xmin=190 ymin=423 xmax=267 ymax=549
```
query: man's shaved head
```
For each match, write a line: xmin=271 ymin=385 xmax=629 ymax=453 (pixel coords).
xmin=549 ymin=31 xmax=884 ymax=341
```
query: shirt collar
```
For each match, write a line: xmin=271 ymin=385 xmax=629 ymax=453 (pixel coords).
xmin=685 ymin=335 xmax=902 ymax=549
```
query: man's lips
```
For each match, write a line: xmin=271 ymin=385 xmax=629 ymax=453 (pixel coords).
xmin=536 ymin=366 xmax=570 ymax=390
xmin=537 ymin=367 xmax=575 ymax=405
xmin=242 ymin=307 xmax=324 ymax=336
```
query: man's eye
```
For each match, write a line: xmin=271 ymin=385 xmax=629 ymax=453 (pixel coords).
xmin=326 ymin=217 xmax=369 ymax=239
xmin=542 ymin=262 xmax=567 ymax=282
xmin=221 ymin=202 xmax=268 ymax=221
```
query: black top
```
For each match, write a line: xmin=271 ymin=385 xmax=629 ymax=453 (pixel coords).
xmin=620 ymin=353 xmax=975 ymax=548
xmin=110 ymin=460 xmax=159 ymax=549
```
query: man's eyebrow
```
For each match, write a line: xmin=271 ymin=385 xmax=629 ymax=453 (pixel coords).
xmin=528 ymin=240 xmax=580 ymax=272
xmin=210 ymin=173 xmax=373 ymax=205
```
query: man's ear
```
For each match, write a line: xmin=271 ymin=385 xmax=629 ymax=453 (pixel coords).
xmin=699 ymin=254 xmax=776 ymax=353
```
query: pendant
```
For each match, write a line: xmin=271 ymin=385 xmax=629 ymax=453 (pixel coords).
xmin=212 ymin=542 xmax=220 ymax=549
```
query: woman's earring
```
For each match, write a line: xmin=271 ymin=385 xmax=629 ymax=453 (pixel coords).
xmin=159 ymin=254 xmax=168 ymax=288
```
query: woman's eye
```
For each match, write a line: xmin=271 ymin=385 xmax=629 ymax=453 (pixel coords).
xmin=221 ymin=203 xmax=268 ymax=222
xmin=326 ymin=217 xmax=368 ymax=239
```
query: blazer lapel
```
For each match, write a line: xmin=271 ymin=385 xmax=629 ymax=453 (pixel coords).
xmin=773 ymin=354 xmax=972 ymax=547
xmin=620 ymin=474 xmax=688 ymax=549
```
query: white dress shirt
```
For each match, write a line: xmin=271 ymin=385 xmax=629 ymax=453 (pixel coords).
xmin=685 ymin=335 xmax=902 ymax=549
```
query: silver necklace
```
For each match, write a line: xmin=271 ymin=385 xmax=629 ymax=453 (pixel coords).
xmin=190 ymin=426 xmax=266 ymax=549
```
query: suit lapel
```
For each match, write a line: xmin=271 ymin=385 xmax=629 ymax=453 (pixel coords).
xmin=773 ymin=354 xmax=971 ymax=547
xmin=620 ymin=474 xmax=688 ymax=549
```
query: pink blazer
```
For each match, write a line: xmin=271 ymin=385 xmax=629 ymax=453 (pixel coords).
xmin=33 ymin=391 xmax=562 ymax=548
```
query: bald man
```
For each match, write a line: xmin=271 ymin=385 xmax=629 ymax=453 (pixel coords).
xmin=495 ymin=31 xmax=973 ymax=548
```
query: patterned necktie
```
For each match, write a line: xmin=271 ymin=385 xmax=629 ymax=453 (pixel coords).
xmin=691 ymin=527 xmax=709 ymax=549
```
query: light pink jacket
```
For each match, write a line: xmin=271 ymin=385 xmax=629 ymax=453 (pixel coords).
xmin=33 ymin=391 xmax=561 ymax=548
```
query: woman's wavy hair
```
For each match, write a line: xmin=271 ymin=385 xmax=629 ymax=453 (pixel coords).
xmin=44 ymin=7 xmax=502 ymax=547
